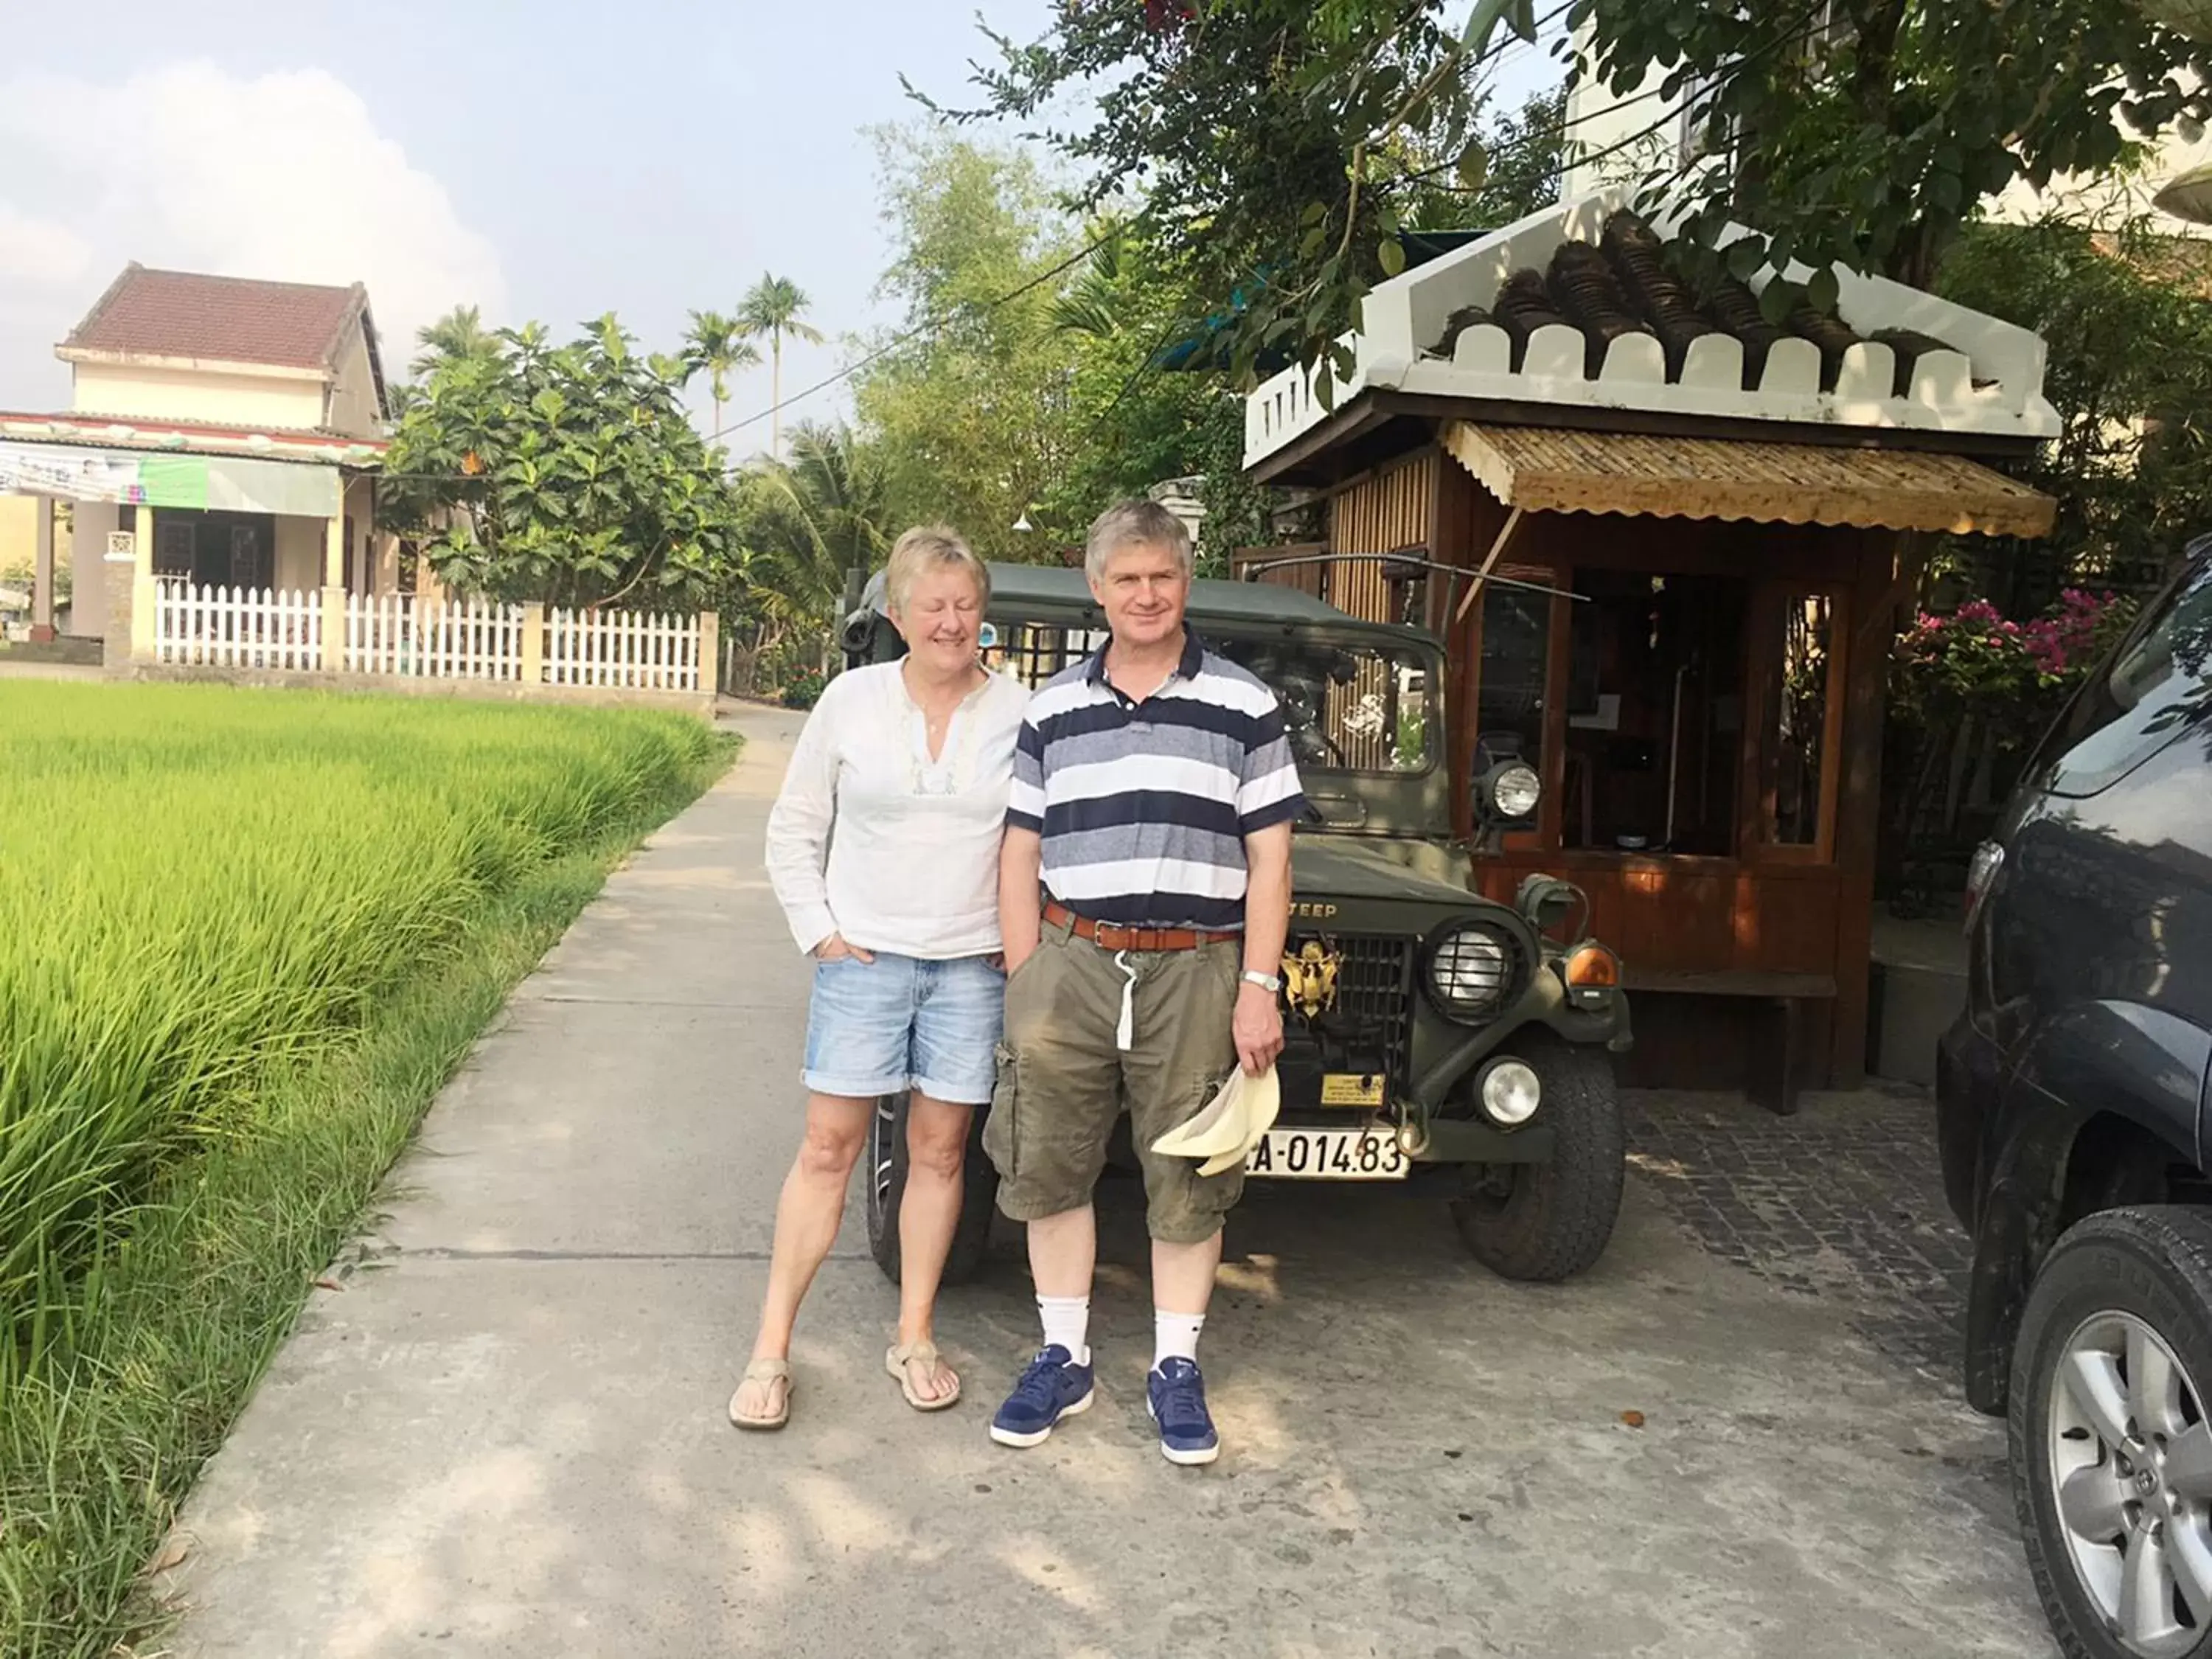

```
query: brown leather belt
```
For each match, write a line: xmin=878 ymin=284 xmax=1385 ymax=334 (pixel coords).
xmin=1043 ymin=900 xmax=1239 ymax=954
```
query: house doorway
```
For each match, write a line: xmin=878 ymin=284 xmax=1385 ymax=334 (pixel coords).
xmin=150 ymin=509 xmax=276 ymax=590
xmin=1560 ymin=568 xmax=1748 ymax=858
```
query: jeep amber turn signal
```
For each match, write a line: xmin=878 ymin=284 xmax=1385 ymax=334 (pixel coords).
xmin=1563 ymin=945 xmax=1619 ymax=989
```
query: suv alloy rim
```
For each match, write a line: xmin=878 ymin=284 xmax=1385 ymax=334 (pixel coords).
xmin=2048 ymin=1310 xmax=2212 ymax=1655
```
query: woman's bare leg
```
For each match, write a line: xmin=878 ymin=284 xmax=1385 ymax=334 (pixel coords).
xmin=735 ymin=1093 xmax=870 ymax=1418
xmin=893 ymin=1093 xmax=975 ymax=1401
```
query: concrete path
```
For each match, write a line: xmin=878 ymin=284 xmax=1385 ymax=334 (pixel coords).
xmin=159 ymin=706 xmax=2052 ymax=1659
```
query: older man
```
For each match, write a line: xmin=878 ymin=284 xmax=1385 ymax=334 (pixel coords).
xmin=985 ymin=499 xmax=1304 ymax=1466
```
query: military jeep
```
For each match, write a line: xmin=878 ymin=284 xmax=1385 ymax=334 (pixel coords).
xmin=841 ymin=562 xmax=1633 ymax=1284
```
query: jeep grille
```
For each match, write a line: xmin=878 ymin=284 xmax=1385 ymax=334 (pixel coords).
xmin=1287 ymin=933 xmax=1416 ymax=1079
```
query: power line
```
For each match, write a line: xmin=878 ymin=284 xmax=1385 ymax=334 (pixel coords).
xmin=1408 ymin=3 xmax=1833 ymax=191
xmin=708 ymin=3 xmax=1573 ymax=453
xmin=707 ymin=233 xmax=1114 ymax=448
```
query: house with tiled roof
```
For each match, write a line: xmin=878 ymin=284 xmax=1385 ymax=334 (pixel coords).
xmin=1236 ymin=187 xmax=2059 ymax=1108
xmin=0 ymin=262 xmax=397 ymax=656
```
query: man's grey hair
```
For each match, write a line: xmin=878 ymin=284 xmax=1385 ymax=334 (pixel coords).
xmin=1085 ymin=499 xmax=1193 ymax=582
xmin=884 ymin=524 xmax=990 ymax=616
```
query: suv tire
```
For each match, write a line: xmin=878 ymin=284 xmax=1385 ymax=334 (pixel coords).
xmin=1448 ymin=1032 xmax=1623 ymax=1281
xmin=2011 ymin=1206 xmax=2212 ymax=1659
xmin=866 ymin=1093 xmax=998 ymax=1287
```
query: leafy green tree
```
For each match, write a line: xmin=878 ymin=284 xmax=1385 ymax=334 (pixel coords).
xmin=736 ymin=274 xmax=825 ymax=459
xmin=933 ymin=1 xmax=2212 ymax=376
xmin=849 ymin=129 xmax=1082 ymax=554
xmin=1564 ymin=0 xmax=2212 ymax=296
xmin=681 ymin=310 xmax=761 ymax=440
xmin=1931 ymin=212 xmax=2212 ymax=608
xmin=381 ymin=315 xmax=743 ymax=608
xmin=928 ymin=5 xmax=1557 ymax=386
xmin=408 ymin=304 xmax=503 ymax=380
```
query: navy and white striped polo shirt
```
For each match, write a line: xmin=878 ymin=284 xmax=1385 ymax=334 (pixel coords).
xmin=1006 ymin=629 xmax=1306 ymax=931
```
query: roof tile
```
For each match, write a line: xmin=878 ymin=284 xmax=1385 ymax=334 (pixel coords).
xmin=63 ymin=265 xmax=365 ymax=373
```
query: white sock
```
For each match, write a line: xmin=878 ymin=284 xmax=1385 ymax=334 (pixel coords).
xmin=1154 ymin=1309 xmax=1205 ymax=1370
xmin=1038 ymin=1295 xmax=1091 ymax=1365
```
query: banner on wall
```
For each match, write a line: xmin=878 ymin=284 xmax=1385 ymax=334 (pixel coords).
xmin=0 ymin=441 xmax=338 ymax=517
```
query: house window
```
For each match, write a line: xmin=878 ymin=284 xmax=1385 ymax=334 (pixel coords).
xmin=153 ymin=518 xmax=195 ymax=577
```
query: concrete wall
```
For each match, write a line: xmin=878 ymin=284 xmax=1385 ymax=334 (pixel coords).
xmin=325 ymin=328 xmax=384 ymax=437
xmin=343 ymin=475 xmax=376 ymax=589
xmin=0 ymin=495 xmax=34 ymax=581
xmin=72 ymin=362 xmax=326 ymax=431
xmin=1559 ymin=19 xmax=1688 ymax=201
xmin=274 ymin=516 xmax=324 ymax=593
xmin=69 ymin=501 xmax=122 ymax=639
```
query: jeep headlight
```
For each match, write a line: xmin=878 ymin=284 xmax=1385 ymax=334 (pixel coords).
xmin=1427 ymin=924 xmax=1514 ymax=1020
xmin=1489 ymin=762 xmax=1541 ymax=819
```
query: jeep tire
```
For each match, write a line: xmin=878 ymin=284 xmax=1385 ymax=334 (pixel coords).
xmin=866 ymin=1093 xmax=998 ymax=1286
xmin=1448 ymin=1033 xmax=1623 ymax=1281
xmin=2010 ymin=1206 xmax=2212 ymax=1659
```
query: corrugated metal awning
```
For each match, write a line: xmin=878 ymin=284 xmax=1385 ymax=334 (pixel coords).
xmin=1443 ymin=420 xmax=2056 ymax=538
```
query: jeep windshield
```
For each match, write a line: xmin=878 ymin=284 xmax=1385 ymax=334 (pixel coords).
xmin=988 ymin=621 xmax=1438 ymax=776
xmin=1213 ymin=636 xmax=1437 ymax=776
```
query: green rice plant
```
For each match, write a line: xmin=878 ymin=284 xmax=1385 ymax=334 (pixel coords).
xmin=0 ymin=684 xmax=721 ymax=1374
xmin=0 ymin=682 xmax=726 ymax=1657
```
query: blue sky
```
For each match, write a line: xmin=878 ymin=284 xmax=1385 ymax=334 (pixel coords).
xmin=0 ymin=2 xmax=1563 ymax=453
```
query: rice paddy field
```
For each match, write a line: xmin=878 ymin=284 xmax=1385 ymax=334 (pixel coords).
xmin=0 ymin=681 xmax=729 ymax=1657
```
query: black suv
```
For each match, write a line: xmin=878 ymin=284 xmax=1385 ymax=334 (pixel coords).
xmin=1938 ymin=544 xmax=2212 ymax=1659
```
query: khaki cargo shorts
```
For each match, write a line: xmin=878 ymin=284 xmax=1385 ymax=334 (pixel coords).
xmin=983 ymin=913 xmax=1242 ymax=1245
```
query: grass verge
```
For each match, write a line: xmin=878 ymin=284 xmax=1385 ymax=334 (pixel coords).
xmin=0 ymin=714 xmax=732 ymax=1659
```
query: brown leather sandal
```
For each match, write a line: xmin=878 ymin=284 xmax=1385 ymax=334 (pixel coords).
xmin=728 ymin=1357 xmax=791 ymax=1430
xmin=886 ymin=1340 xmax=961 ymax=1411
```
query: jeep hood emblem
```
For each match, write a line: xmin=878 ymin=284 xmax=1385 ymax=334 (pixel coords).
xmin=1282 ymin=939 xmax=1342 ymax=1020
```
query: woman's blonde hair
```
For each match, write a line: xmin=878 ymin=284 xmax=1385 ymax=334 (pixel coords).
xmin=884 ymin=524 xmax=990 ymax=616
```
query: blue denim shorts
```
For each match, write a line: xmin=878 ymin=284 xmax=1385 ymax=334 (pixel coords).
xmin=802 ymin=952 xmax=1005 ymax=1105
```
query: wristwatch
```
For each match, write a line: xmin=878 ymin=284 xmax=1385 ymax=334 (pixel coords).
xmin=1241 ymin=969 xmax=1284 ymax=994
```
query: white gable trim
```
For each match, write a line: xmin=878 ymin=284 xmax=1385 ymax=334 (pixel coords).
xmin=1244 ymin=186 xmax=2061 ymax=470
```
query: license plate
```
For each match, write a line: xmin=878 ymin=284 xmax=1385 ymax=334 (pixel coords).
xmin=1320 ymin=1072 xmax=1385 ymax=1107
xmin=1245 ymin=1127 xmax=1409 ymax=1180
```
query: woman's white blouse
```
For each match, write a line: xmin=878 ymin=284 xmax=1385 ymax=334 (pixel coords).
xmin=765 ymin=661 xmax=1031 ymax=959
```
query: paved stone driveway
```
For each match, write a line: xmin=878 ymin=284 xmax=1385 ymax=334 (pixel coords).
xmin=1624 ymin=1084 xmax=1975 ymax=1385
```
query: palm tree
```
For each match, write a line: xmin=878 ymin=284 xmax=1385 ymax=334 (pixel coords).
xmin=410 ymin=305 xmax=501 ymax=379
xmin=733 ymin=422 xmax=890 ymax=674
xmin=734 ymin=274 xmax=824 ymax=459
xmin=680 ymin=309 xmax=761 ymax=440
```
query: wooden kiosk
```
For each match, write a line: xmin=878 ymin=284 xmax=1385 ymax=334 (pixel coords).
xmin=1239 ymin=190 xmax=2057 ymax=1102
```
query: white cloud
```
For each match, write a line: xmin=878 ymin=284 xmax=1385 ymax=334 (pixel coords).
xmin=0 ymin=60 xmax=504 ymax=404
xmin=0 ymin=206 xmax=94 ymax=288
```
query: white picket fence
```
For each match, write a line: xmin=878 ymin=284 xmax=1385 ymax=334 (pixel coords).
xmin=153 ymin=583 xmax=323 ymax=670
xmin=153 ymin=585 xmax=706 ymax=692
xmin=544 ymin=606 xmax=702 ymax=692
xmin=343 ymin=594 xmax=530 ymax=681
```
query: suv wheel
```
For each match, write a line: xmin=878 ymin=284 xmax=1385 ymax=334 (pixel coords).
xmin=2012 ymin=1207 xmax=2212 ymax=1659
xmin=1448 ymin=1033 xmax=1623 ymax=1282
xmin=865 ymin=1093 xmax=998 ymax=1287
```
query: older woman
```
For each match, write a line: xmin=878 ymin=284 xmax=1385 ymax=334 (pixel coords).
xmin=733 ymin=526 xmax=1027 ymax=1429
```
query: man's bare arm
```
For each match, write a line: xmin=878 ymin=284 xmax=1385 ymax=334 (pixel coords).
xmin=1232 ymin=821 xmax=1293 ymax=1074
xmin=999 ymin=825 xmax=1044 ymax=971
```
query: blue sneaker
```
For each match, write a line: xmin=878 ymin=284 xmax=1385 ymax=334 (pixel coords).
xmin=990 ymin=1344 xmax=1095 ymax=1447
xmin=1147 ymin=1357 xmax=1220 ymax=1466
